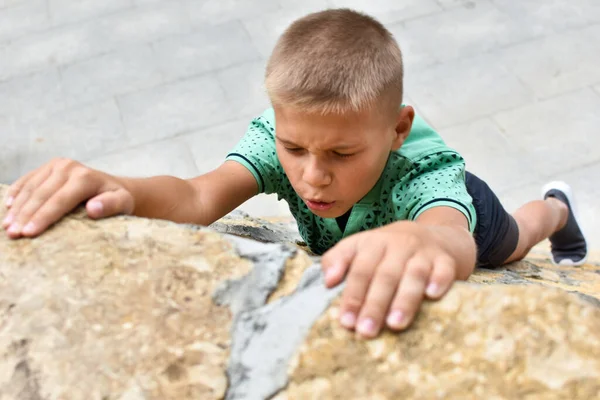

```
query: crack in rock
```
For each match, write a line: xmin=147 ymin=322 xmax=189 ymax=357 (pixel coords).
xmin=223 ymin=265 xmax=345 ymax=400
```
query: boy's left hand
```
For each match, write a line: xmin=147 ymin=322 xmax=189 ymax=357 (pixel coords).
xmin=321 ymin=215 xmax=474 ymax=339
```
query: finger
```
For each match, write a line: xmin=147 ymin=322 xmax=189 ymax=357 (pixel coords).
xmin=3 ymin=167 xmax=52 ymax=232
xmin=425 ymin=255 xmax=456 ymax=300
xmin=8 ymin=173 xmax=68 ymax=237
xmin=85 ymin=188 xmax=134 ymax=219
xmin=355 ymin=248 xmax=414 ymax=338
xmin=386 ymin=256 xmax=432 ymax=331
xmin=339 ymin=240 xmax=385 ymax=330
xmin=4 ymin=168 xmax=38 ymax=209
xmin=321 ymin=236 xmax=357 ymax=288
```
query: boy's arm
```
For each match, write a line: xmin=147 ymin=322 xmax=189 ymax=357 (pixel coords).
xmin=122 ymin=160 xmax=258 ymax=226
xmin=3 ymin=158 xmax=258 ymax=238
xmin=321 ymin=206 xmax=476 ymax=339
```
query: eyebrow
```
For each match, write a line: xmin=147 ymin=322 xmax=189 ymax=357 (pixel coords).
xmin=276 ymin=136 xmax=360 ymax=150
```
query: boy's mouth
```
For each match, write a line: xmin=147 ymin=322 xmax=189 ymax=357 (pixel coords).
xmin=305 ymin=199 xmax=336 ymax=211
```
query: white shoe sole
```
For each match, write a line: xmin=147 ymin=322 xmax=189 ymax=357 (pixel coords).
xmin=541 ymin=181 xmax=588 ymax=266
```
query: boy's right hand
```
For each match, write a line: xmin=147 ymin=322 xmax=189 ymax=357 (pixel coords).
xmin=2 ymin=158 xmax=134 ymax=239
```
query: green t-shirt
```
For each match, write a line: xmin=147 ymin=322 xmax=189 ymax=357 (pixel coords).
xmin=226 ymin=108 xmax=477 ymax=255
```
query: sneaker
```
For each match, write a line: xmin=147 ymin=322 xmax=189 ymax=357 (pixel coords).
xmin=541 ymin=181 xmax=588 ymax=266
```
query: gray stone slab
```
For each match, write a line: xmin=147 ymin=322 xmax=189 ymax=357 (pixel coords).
xmin=0 ymin=0 xmax=50 ymax=43
xmin=436 ymin=0 xmax=482 ymax=9
xmin=84 ymin=137 xmax=200 ymax=179
xmin=242 ymin=0 xmax=337 ymax=59
xmin=0 ymin=21 xmax=113 ymax=81
xmin=0 ymin=69 xmax=65 ymax=120
xmin=492 ymin=88 xmax=600 ymax=178
xmin=438 ymin=118 xmax=540 ymax=192
xmin=405 ymin=53 xmax=534 ymax=128
xmin=60 ymin=44 xmax=163 ymax=108
xmin=152 ymin=20 xmax=261 ymax=83
xmin=330 ymin=0 xmax=441 ymax=24
xmin=182 ymin=117 xmax=256 ymax=174
xmin=14 ymin=100 xmax=126 ymax=175
xmin=0 ymin=116 xmax=27 ymax=184
xmin=97 ymin=1 xmax=191 ymax=48
xmin=492 ymin=0 xmax=600 ymax=32
xmin=401 ymin=0 xmax=543 ymax=63
xmin=117 ymin=73 xmax=235 ymax=146
xmin=499 ymin=24 xmax=600 ymax=100
xmin=49 ymin=0 xmax=134 ymax=26
xmin=387 ymin=23 xmax=441 ymax=72
xmin=216 ymin=60 xmax=271 ymax=120
xmin=184 ymin=0 xmax=282 ymax=27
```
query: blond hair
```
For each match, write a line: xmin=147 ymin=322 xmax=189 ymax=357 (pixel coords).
xmin=265 ymin=8 xmax=404 ymax=115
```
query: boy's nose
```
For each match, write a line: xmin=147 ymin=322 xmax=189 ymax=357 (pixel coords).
xmin=302 ymin=158 xmax=332 ymax=188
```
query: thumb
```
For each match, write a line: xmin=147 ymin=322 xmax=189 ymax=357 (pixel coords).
xmin=86 ymin=188 xmax=134 ymax=219
xmin=321 ymin=237 xmax=357 ymax=288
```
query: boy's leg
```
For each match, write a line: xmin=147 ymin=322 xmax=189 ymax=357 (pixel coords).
xmin=504 ymin=181 xmax=587 ymax=266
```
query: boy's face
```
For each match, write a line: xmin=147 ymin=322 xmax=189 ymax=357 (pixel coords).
xmin=273 ymin=103 xmax=414 ymax=219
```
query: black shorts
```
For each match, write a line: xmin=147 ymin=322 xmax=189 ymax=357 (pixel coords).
xmin=465 ymin=171 xmax=519 ymax=268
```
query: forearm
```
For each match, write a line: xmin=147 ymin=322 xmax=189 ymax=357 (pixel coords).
xmin=117 ymin=175 xmax=206 ymax=224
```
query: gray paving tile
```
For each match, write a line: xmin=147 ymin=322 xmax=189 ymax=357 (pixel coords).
xmin=97 ymin=1 xmax=191 ymax=48
xmin=401 ymin=0 xmax=543 ymax=63
xmin=184 ymin=0 xmax=282 ymax=27
xmin=0 ymin=22 xmax=112 ymax=81
xmin=330 ymin=0 xmax=441 ymax=24
xmin=0 ymin=0 xmax=50 ymax=43
xmin=405 ymin=53 xmax=534 ymax=128
xmin=13 ymin=100 xmax=126 ymax=176
xmin=387 ymin=23 xmax=441 ymax=72
xmin=0 ymin=116 xmax=27 ymax=184
xmin=492 ymin=88 xmax=600 ymax=178
xmin=499 ymin=25 xmax=600 ymax=100
xmin=85 ymin=138 xmax=200 ymax=179
xmin=242 ymin=0 xmax=338 ymax=59
xmin=216 ymin=60 xmax=271 ymax=120
xmin=492 ymin=0 xmax=600 ymax=32
xmin=182 ymin=117 xmax=258 ymax=174
xmin=0 ymin=69 xmax=65 ymax=120
xmin=60 ymin=44 xmax=163 ymax=108
xmin=49 ymin=0 xmax=134 ymax=26
xmin=436 ymin=0 xmax=483 ymax=9
xmin=117 ymin=73 xmax=235 ymax=146
xmin=438 ymin=118 xmax=540 ymax=192
xmin=152 ymin=20 xmax=261 ymax=83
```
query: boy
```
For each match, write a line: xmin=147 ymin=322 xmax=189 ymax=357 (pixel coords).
xmin=1 ymin=9 xmax=587 ymax=339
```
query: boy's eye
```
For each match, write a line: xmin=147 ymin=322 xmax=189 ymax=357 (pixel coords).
xmin=334 ymin=151 xmax=354 ymax=158
xmin=285 ymin=147 xmax=303 ymax=153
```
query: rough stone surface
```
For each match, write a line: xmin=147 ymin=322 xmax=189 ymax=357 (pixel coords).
xmin=1 ymin=184 xmax=600 ymax=400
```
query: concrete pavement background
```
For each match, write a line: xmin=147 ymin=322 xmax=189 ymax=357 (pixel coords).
xmin=1 ymin=0 xmax=599 ymax=249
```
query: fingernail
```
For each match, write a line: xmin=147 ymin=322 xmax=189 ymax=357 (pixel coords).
xmin=8 ymin=223 xmax=20 ymax=234
xmin=325 ymin=264 xmax=338 ymax=281
xmin=22 ymin=222 xmax=35 ymax=235
xmin=2 ymin=213 xmax=13 ymax=226
xmin=357 ymin=318 xmax=376 ymax=336
xmin=387 ymin=310 xmax=405 ymax=328
xmin=426 ymin=283 xmax=440 ymax=297
xmin=88 ymin=201 xmax=103 ymax=213
xmin=340 ymin=312 xmax=356 ymax=328
xmin=5 ymin=196 xmax=13 ymax=207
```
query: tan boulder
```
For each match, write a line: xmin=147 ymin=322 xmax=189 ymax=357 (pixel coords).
xmin=0 ymin=184 xmax=599 ymax=399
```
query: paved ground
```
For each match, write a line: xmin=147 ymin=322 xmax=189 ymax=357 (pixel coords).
xmin=1 ymin=0 xmax=600 ymax=249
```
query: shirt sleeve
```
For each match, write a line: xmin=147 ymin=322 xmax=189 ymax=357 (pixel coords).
xmin=393 ymin=150 xmax=477 ymax=233
xmin=225 ymin=108 xmax=284 ymax=195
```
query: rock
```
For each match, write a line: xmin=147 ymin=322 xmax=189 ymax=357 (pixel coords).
xmin=0 ymin=183 xmax=599 ymax=399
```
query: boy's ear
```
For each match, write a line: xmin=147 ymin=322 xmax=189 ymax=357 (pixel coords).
xmin=391 ymin=105 xmax=415 ymax=150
